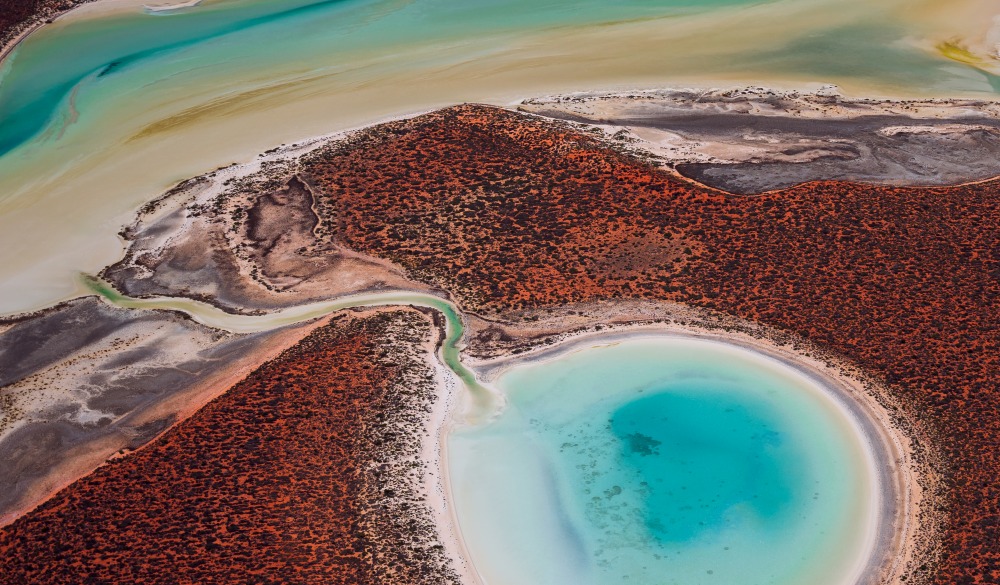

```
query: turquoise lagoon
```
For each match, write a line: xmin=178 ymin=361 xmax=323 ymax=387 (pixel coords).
xmin=449 ymin=337 xmax=875 ymax=585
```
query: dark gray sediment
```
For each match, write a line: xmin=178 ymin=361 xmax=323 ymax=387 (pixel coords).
xmin=521 ymin=89 xmax=1000 ymax=194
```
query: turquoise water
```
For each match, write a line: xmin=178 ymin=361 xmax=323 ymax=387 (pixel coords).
xmin=0 ymin=0 xmax=994 ymax=158
xmin=0 ymin=0 xmax=996 ymax=314
xmin=0 ymin=0 xmax=761 ymax=158
xmin=450 ymin=337 xmax=874 ymax=585
xmin=612 ymin=390 xmax=797 ymax=543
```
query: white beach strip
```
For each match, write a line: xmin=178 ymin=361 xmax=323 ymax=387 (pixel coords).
xmin=422 ymin=337 xmax=486 ymax=585
xmin=143 ymin=0 xmax=203 ymax=13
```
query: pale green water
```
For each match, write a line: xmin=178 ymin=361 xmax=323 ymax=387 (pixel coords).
xmin=81 ymin=274 xmax=496 ymax=417
xmin=0 ymin=0 xmax=998 ymax=314
xmin=450 ymin=338 xmax=876 ymax=585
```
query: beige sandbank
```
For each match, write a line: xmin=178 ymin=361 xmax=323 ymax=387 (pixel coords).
xmin=1 ymin=0 xmax=999 ymax=316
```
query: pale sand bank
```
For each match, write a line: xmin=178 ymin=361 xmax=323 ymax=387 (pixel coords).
xmin=419 ymin=317 xmax=486 ymax=585
xmin=143 ymin=0 xmax=203 ymax=13
xmin=1 ymin=0 xmax=999 ymax=315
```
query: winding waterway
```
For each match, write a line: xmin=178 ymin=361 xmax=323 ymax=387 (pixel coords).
xmin=1 ymin=0 xmax=999 ymax=315
xmin=84 ymin=274 xmax=498 ymax=417
xmin=83 ymin=275 xmax=888 ymax=585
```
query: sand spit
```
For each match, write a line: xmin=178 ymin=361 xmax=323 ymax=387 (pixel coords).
xmin=0 ymin=309 xmax=466 ymax=585
xmin=0 ymin=296 xmax=329 ymax=527
xmin=143 ymin=0 xmax=202 ymax=13
xmin=519 ymin=88 xmax=1000 ymax=193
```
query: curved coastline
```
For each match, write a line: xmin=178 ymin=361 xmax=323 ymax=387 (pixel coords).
xmin=80 ymin=276 xmax=921 ymax=585
xmin=472 ymin=324 xmax=916 ymax=585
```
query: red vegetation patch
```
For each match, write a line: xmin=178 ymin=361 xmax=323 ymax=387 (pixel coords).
xmin=0 ymin=311 xmax=459 ymax=585
xmin=304 ymin=104 xmax=1000 ymax=584
xmin=0 ymin=0 xmax=89 ymax=48
xmin=0 ymin=0 xmax=46 ymax=39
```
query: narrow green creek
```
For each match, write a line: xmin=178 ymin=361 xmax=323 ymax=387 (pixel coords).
xmin=82 ymin=274 xmax=494 ymax=416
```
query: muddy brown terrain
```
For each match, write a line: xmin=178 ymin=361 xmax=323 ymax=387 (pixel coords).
xmin=0 ymin=309 xmax=460 ymax=585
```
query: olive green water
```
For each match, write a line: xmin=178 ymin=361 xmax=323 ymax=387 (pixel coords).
xmin=83 ymin=274 xmax=496 ymax=417
xmin=1 ymin=0 xmax=998 ymax=315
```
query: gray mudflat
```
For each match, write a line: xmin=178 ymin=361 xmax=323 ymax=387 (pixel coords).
xmin=672 ymin=115 xmax=1000 ymax=194
xmin=1 ymin=298 xmax=158 ymax=387
xmin=0 ymin=298 xmax=281 ymax=520
xmin=523 ymin=91 xmax=1000 ymax=194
